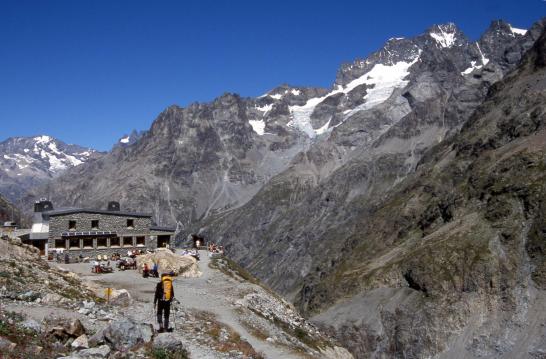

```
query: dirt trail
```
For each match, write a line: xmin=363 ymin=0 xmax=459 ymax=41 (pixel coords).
xmin=55 ymin=251 xmax=298 ymax=359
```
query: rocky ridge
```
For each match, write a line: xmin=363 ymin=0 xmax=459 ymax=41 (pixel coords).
xmin=34 ymin=20 xmax=540 ymax=232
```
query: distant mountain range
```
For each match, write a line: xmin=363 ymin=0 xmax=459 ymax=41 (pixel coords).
xmin=5 ymin=18 xmax=546 ymax=358
xmin=0 ymin=135 xmax=102 ymax=202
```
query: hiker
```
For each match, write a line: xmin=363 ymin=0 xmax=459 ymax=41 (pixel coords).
xmin=154 ymin=273 xmax=175 ymax=333
xmin=143 ymin=263 xmax=150 ymax=278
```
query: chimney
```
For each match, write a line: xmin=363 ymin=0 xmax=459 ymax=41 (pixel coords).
xmin=34 ymin=199 xmax=54 ymax=213
xmin=107 ymin=201 xmax=120 ymax=211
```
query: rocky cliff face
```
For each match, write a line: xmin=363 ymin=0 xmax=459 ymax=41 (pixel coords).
xmin=0 ymin=194 xmax=20 ymax=225
xmin=0 ymin=135 xmax=101 ymax=202
xmin=302 ymin=28 xmax=546 ymax=358
xmin=202 ymin=19 xmax=545 ymax=298
xmin=39 ymin=20 xmax=540 ymax=230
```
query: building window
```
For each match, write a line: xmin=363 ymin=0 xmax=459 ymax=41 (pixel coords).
xmin=91 ymin=220 xmax=99 ymax=230
xmin=136 ymin=236 xmax=145 ymax=246
xmin=69 ymin=238 xmax=80 ymax=249
xmin=97 ymin=238 xmax=107 ymax=248
xmin=83 ymin=238 xmax=93 ymax=248
xmin=127 ymin=219 xmax=134 ymax=229
xmin=69 ymin=220 xmax=77 ymax=230
xmin=110 ymin=237 xmax=120 ymax=247
xmin=55 ymin=239 xmax=66 ymax=248
xmin=123 ymin=236 xmax=134 ymax=247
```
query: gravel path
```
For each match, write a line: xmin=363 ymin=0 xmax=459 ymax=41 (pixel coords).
xmin=52 ymin=251 xmax=299 ymax=359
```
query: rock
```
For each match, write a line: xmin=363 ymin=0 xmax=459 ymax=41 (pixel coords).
xmin=0 ymin=336 xmax=16 ymax=352
xmin=67 ymin=319 xmax=86 ymax=337
xmin=152 ymin=332 xmax=186 ymax=352
xmin=18 ymin=290 xmax=40 ymax=301
xmin=108 ymin=289 xmax=132 ymax=306
xmin=320 ymin=346 xmax=354 ymax=359
xmin=78 ymin=308 xmax=91 ymax=315
xmin=42 ymin=293 xmax=64 ymax=304
xmin=30 ymin=345 xmax=43 ymax=355
xmin=88 ymin=327 xmax=106 ymax=347
xmin=136 ymin=249 xmax=201 ymax=277
xmin=21 ymin=319 xmax=42 ymax=332
xmin=102 ymin=319 xmax=153 ymax=351
xmin=77 ymin=345 xmax=111 ymax=358
xmin=83 ymin=300 xmax=96 ymax=309
xmin=71 ymin=334 xmax=89 ymax=349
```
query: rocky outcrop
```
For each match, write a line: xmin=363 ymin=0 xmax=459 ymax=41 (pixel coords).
xmin=136 ymin=249 xmax=201 ymax=277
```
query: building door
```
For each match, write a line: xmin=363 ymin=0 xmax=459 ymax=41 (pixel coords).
xmin=157 ymin=235 xmax=170 ymax=248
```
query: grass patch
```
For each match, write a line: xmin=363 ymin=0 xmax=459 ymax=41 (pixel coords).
xmin=149 ymin=348 xmax=189 ymax=359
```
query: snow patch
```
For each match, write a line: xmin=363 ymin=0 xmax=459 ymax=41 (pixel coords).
xmin=34 ymin=135 xmax=52 ymax=144
xmin=430 ymin=26 xmax=456 ymax=48
xmin=120 ymin=136 xmax=130 ymax=144
xmin=476 ymin=43 xmax=490 ymax=66
xmin=255 ymin=103 xmax=273 ymax=114
xmin=288 ymin=53 xmax=420 ymax=137
xmin=461 ymin=60 xmax=483 ymax=75
xmin=269 ymin=94 xmax=283 ymax=100
xmin=249 ymin=120 xmax=266 ymax=135
xmin=510 ymin=25 xmax=527 ymax=36
xmin=291 ymin=89 xmax=301 ymax=96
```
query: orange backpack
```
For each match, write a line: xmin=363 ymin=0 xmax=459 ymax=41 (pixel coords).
xmin=162 ymin=276 xmax=173 ymax=301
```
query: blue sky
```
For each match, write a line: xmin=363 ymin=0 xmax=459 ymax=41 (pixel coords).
xmin=1 ymin=0 xmax=544 ymax=151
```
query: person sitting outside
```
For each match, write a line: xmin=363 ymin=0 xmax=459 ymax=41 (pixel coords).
xmin=151 ymin=263 xmax=159 ymax=278
xmin=143 ymin=263 xmax=150 ymax=278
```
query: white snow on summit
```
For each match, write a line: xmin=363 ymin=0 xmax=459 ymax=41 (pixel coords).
xmin=430 ymin=26 xmax=457 ymax=48
xmin=1 ymin=135 xmax=96 ymax=176
xmin=509 ymin=25 xmax=527 ymax=36
xmin=120 ymin=136 xmax=130 ymax=144
xmin=288 ymin=53 xmax=420 ymax=137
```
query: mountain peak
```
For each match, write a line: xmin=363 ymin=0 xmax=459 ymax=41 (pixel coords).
xmin=427 ymin=22 xmax=462 ymax=48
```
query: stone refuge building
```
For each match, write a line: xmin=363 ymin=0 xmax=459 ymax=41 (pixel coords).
xmin=27 ymin=199 xmax=175 ymax=259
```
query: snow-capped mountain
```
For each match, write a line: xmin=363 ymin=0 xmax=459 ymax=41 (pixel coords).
xmin=0 ymin=135 xmax=102 ymax=201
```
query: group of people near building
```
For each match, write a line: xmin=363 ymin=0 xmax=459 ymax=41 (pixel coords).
xmin=208 ymin=243 xmax=224 ymax=254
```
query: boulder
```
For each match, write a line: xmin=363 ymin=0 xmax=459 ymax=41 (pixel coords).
xmin=42 ymin=293 xmax=65 ymax=304
xmin=21 ymin=319 xmax=42 ymax=332
xmin=152 ymin=332 xmax=186 ymax=352
xmin=83 ymin=300 xmax=96 ymax=310
xmin=77 ymin=345 xmax=111 ymax=358
xmin=108 ymin=289 xmax=132 ymax=306
xmin=71 ymin=334 xmax=89 ymax=349
xmin=102 ymin=319 xmax=153 ymax=351
xmin=136 ymin=249 xmax=201 ymax=277
xmin=0 ymin=336 xmax=16 ymax=352
xmin=67 ymin=319 xmax=86 ymax=337
xmin=88 ymin=327 xmax=106 ymax=347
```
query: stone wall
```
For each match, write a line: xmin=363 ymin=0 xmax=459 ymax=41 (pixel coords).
xmin=48 ymin=212 xmax=155 ymax=260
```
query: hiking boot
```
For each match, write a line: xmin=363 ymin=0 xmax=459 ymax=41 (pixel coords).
xmin=167 ymin=328 xmax=173 ymax=333
xmin=158 ymin=328 xmax=165 ymax=333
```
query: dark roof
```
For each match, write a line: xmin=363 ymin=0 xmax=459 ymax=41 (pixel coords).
xmin=150 ymin=225 xmax=176 ymax=232
xmin=44 ymin=207 xmax=152 ymax=218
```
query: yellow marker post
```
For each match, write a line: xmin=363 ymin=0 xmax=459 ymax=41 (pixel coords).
xmin=105 ymin=287 xmax=112 ymax=303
